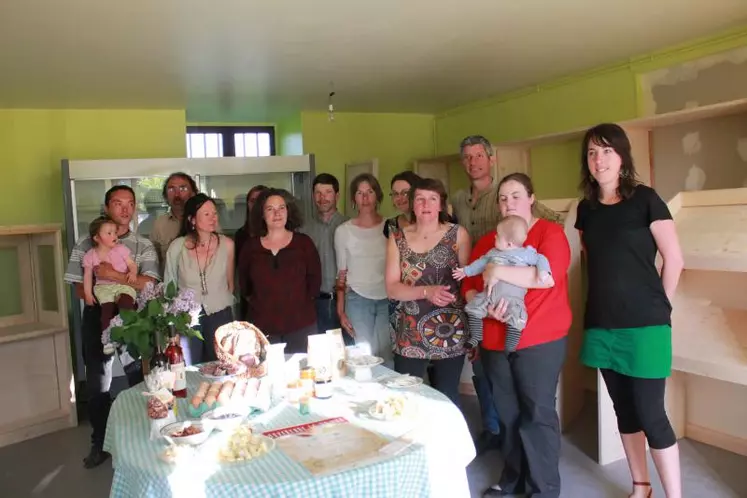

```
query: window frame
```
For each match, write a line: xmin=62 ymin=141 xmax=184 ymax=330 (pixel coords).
xmin=186 ymin=125 xmax=276 ymax=157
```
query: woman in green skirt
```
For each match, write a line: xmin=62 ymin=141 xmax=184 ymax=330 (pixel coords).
xmin=575 ymin=124 xmax=684 ymax=498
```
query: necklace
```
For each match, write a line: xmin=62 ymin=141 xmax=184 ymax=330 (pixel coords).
xmin=194 ymin=234 xmax=213 ymax=295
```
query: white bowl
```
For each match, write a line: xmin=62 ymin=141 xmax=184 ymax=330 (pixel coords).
xmin=160 ymin=420 xmax=213 ymax=446
xmin=201 ymin=406 xmax=248 ymax=432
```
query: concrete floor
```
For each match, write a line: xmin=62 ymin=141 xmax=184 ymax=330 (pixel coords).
xmin=0 ymin=392 xmax=745 ymax=497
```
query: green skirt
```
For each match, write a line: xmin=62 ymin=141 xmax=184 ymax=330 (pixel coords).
xmin=580 ymin=325 xmax=672 ymax=379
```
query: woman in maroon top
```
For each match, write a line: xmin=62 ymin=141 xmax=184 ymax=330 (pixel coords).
xmin=238 ymin=188 xmax=322 ymax=353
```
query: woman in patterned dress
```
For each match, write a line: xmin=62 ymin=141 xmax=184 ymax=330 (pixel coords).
xmin=384 ymin=177 xmax=471 ymax=405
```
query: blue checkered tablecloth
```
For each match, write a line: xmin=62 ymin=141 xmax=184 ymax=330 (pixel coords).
xmin=103 ymin=365 xmax=474 ymax=498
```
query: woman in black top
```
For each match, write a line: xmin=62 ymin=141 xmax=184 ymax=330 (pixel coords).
xmin=575 ymin=123 xmax=684 ymax=498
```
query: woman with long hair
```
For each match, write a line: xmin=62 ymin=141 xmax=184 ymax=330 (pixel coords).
xmin=164 ymin=193 xmax=235 ymax=365
xmin=576 ymin=123 xmax=684 ymax=498
xmin=238 ymin=188 xmax=321 ymax=353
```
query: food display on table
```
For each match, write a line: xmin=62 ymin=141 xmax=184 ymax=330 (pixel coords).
xmin=346 ymin=355 xmax=384 ymax=369
xmin=198 ymin=360 xmax=246 ymax=380
xmin=188 ymin=377 xmax=262 ymax=417
xmin=201 ymin=406 xmax=248 ymax=432
xmin=369 ymin=394 xmax=411 ymax=421
xmin=382 ymin=374 xmax=424 ymax=389
xmin=217 ymin=424 xmax=274 ymax=463
xmin=214 ymin=321 xmax=270 ymax=378
xmin=160 ymin=421 xmax=212 ymax=446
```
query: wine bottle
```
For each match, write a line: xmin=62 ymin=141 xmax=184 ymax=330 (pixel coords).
xmin=166 ymin=325 xmax=187 ymax=398
xmin=150 ymin=330 xmax=169 ymax=372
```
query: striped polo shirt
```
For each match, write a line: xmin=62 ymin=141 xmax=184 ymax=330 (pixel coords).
xmin=64 ymin=231 xmax=161 ymax=285
xmin=300 ymin=210 xmax=349 ymax=294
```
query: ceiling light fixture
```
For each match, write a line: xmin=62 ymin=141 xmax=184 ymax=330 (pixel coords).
xmin=328 ymin=82 xmax=336 ymax=122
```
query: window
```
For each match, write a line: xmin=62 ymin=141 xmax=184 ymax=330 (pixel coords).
xmin=186 ymin=126 xmax=276 ymax=158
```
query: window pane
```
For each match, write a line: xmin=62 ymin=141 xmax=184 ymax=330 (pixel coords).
xmin=205 ymin=133 xmax=222 ymax=158
xmin=234 ymin=134 xmax=245 ymax=157
xmin=258 ymin=133 xmax=271 ymax=156
xmin=243 ymin=133 xmax=259 ymax=157
xmin=189 ymin=134 xmax=206 ymax=158
xmin=185 ymin=135 xmax=191 ymax=157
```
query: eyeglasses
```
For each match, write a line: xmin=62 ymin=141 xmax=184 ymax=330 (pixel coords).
xmin=167 ymin=185 xmax=191 ymax=194
xmin=389 ymin=190 xmax=410 ymax=198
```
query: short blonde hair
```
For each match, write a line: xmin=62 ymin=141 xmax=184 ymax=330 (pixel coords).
xmin=496 ymin=215 xmax=529 ymax=246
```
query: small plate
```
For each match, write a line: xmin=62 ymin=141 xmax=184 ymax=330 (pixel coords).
xmin=346 ymin=355 xmax=384 ymax=369
xmin=383 ymin=375 xmax=423 ymax=389
xmin=198 ymin=361 xmax=247 ymax=381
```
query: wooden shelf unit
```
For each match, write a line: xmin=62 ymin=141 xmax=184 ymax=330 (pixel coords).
xmin=0 ymin=224 xmax=77 ymax=448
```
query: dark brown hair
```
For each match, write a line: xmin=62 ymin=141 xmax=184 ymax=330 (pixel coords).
xmin=251 ymin=188 xmax=303 ymax=236
xmin=180 ymin=193 xmax=218 ymax=239
xmin=242 ymin=185 xmax=269 ymax=235
xmin=580 ymin=123 xmax=639 ymax=204
xmin=349 ymin=173 xmax=384 ymax=209
xmin=409 ymin=177 xmax=450 ymax=224
xmin=88 ymin=216 xmax=116 ymax=247
xmin=162 ymin=172 xmax=198 ymax=200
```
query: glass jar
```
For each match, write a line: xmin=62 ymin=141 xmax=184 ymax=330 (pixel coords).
xmin=314 ymin=378 xmax=333 ymax=399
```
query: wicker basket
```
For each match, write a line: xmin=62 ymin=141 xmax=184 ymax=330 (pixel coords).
xmin=213 ymin=321 xmax=270 ymax=378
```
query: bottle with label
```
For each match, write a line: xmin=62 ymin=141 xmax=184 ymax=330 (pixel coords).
xmin=149 ymin=329 xmax=169 ymax=373
xmin=165 ymin=325 xmax=187 ymax=398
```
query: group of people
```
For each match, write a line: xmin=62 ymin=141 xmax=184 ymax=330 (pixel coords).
xmin=64 ymin=123 xmax=684 ymax=498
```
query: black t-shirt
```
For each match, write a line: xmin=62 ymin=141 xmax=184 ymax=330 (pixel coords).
xmin=575 ymin=185 xmax=673 ymax=330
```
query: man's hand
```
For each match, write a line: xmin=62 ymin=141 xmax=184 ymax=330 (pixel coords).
xmin=94 ymin=262 xmax=120 ymax=282
xmin=84 ymin=293 xmax=95 ymax=306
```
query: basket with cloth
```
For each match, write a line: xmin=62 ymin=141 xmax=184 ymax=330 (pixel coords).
xmin=213 ymin=321 xmax=270 ymax=378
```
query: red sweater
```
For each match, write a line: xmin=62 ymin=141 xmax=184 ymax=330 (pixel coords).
xmin=238 ymin=233 xmax=321 ymax=336
xmin=462 ymin=219 xmax=572 ymax=351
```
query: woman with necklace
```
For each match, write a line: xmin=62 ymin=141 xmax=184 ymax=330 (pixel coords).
xmin=238 ymin=188 xmax=321 ymax=353
xmin=164 ymin=193 xmax=235 ymax=365
xmin=384 ymin=177 xmax=471 ymax=405
xmin=334 ymin=174 xmax=391 ymax=364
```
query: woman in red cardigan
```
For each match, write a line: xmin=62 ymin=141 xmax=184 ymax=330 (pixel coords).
xmin=463 ymin=173 xmax=571 ymax=498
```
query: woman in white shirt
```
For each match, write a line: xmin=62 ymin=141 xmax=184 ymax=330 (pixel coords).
xmin=334 ymin=173 xmax=391 ymax=363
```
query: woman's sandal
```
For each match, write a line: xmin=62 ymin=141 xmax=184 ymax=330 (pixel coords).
xmin=633 ymin=481 xmax=652 ymax=498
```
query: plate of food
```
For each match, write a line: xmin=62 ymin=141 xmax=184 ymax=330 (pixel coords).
xmin=382 ymin=374 xmax=423 ymax=389
xmin=368 ymin=394 xmax=411 ymax=421
xmin=217 ymin=424 xmax=275 ymax=463
xmin=160 ymin=420 xmax=213 ymax=446
xmin=198 ymin=360 xmax=246 ymax=380
xmin=345 ymin=355 xmax=384 ymax=369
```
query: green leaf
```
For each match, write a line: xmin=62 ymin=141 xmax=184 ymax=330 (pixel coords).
xmin=165 ymin=281 xmax=177 ymax=299
xmin=190 ymin=329 xmax=204 ymax=341
xmin=147 ymin=299 xmax=163 ymax=317
xmin=120 ymin=309 xmax=138 ymax=325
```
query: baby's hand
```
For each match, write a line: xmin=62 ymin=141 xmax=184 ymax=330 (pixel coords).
xmin=126 ymin=270 xmax=137 ymax=284
xmin=84 ymin=294 xmax=95 ymax=306
xmin=452 ymin=268 xmax=466 ymax=281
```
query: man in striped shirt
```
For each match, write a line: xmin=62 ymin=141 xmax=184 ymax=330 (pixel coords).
xmin=453 ymin=135 xmax=561 ymax=456
xmin=64 ymin=185 xmax=160 ymax=469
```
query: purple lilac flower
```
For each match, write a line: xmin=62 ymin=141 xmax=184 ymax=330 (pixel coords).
xmin=136 ymin=282 xmax=160 ymax=310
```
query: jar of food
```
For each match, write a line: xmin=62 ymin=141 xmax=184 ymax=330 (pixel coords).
xmin=300 ymin=367 xmax=316 ymax=397
xmin=314 ymin=378 xmax=333 ymax=399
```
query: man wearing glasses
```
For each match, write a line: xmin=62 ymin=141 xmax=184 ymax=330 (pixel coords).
xmin=150 ymin=172 xmax=198 ymax=271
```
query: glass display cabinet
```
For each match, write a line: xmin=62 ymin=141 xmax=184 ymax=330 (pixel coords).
xmin=61 ymin=155 xmax=315 ymax=381
xmin=0 ymin=224 xmax=76 ymax=447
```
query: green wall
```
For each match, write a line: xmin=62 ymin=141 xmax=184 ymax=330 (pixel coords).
xmin=434 ymin=25 xmax=747 ymax=199
xmin=0 ymin=109 xmax=187 ymax=225
xmin=302 ymin=111 xmax=435 ymax=217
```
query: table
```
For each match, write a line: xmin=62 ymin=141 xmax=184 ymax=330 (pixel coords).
xmin=104 ymin=366 xmax=476 ymax=498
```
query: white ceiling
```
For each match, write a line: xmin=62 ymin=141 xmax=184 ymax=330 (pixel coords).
xmin=1 ymin=0 xmax=746 ymax=120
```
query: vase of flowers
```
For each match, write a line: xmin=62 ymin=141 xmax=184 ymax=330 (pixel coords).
xmin=103 ymin=281 xmax=203 ymax=368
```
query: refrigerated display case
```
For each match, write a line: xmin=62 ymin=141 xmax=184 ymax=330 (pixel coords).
xmin=61 ymin=155 xmax=315 ymax=381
